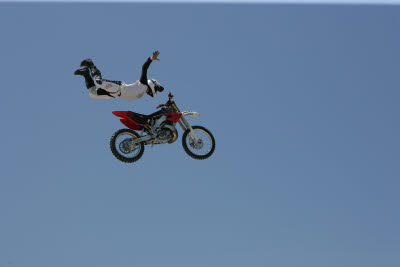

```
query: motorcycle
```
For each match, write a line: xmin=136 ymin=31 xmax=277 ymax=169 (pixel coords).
xmin=110 ymin=92 xmax=216 ymax=163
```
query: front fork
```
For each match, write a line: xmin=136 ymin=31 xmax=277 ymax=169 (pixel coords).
xmin=171 ymin=102 xmax=201 ymax=142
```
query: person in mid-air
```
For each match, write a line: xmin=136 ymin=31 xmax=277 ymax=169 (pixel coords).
xmin=74 ymin=51 xmax=164 ymax=101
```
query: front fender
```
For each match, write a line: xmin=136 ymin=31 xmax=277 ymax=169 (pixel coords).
xmin=182 ymin=111 xmax=200 ymax=117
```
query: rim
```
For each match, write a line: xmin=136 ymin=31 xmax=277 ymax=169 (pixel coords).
xmin=185 ymin=128 xmax=213 ymax=156
xmin=114 ymin=132 xmax=141 ymax=158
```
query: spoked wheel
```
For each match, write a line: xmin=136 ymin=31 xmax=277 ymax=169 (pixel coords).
xmin=182 ymin=126 xmax=215 ymax=160
xmin=110 ymin=129 xmax=145 ymax=163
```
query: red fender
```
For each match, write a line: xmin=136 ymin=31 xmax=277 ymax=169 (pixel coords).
xmin=112 ymin=111 xmax=142 ymax=131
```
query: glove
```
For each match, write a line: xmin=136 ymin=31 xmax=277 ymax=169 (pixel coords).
xmin=151 ymin=51 xmax=160 ymax=61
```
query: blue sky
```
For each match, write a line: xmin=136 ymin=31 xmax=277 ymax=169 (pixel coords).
xmin=5 ymin=0 xmax=400 ymax=3
xmin=0 ymin=2 xmax=399 ymax=267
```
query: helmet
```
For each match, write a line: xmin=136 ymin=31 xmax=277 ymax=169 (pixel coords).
xmin=147 ymin=79 xmax=164 ymax=97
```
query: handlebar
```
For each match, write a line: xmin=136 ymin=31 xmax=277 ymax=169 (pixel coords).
xmin=157 ymin=92 xmax=174 ymax=109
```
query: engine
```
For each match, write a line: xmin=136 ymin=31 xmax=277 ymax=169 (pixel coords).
xmin=155 ymin=124 xmax=178 ymax=144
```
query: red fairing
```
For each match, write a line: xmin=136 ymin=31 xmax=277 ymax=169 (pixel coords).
xmin=152 ymin=112 xmax=182 ymax=124
xmin=166 ymin=112 xmax=182 ymax=123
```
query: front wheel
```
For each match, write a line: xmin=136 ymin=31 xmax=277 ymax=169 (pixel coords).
xmin=182 ymin=126 xmax=215 ymax=160
xmin=110 ymin=129 xmax=145 ymax=163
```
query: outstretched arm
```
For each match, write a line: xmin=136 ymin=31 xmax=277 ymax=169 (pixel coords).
xmin=139 ymin=51 xmax=160 ymax=85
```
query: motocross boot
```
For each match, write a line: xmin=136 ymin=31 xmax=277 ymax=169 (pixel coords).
xmin=74 ymin=68 xmax=95 ymax=89
xmin=80 ymin=58 xmax=102 ymax=78
xmin=74 ymin=68 xmax=89 ymax=76
xmin=80 ymin=58 xmax=94 ymax=68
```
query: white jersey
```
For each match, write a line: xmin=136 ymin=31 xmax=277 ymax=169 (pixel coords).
xmin=119 ymin=81 xmax=148 ymax=101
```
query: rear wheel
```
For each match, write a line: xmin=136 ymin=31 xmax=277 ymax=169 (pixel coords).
xmin=182 ymin=126 xmax=215 ymax=160
xmin=110 ymin=129 xmax=144 ymax=163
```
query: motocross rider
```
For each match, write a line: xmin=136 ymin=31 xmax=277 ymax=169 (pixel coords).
xmin=74 ymin=51 xmax=168 ymax=133
xmin=74 ymin=51 xmax=164 ymax=100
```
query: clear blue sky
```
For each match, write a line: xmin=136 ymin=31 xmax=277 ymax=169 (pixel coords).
xmin=6 ymin=0 xmax=400 ymax=3
xmin=0 ymin=2 xmax=399 ymax=267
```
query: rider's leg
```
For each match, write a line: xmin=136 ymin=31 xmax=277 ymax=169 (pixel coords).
xmin=78 ymin=59 xmax=122 ymax=94
xmin=93 ymin=77 xmax=122 ymax=95
xmin=74 ymin=68 xmax=115 ymax=99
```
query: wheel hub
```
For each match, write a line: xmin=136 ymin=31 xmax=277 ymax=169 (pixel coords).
xmin=190 ymin=139 xmax=204 ymax=149
xmin=119 ymin=138 xmax=136 ymax=154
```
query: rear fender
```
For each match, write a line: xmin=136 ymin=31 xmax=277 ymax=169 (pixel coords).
xmin=113 ymin=111 xmax=142 ymax=131
xmin=112 ymin=111 xmax=129 ymax=119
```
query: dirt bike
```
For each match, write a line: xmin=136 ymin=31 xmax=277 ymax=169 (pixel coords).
xmin=110 ymin=92 xmax=216 ymax=163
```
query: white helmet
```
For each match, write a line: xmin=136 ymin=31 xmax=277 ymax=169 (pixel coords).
xmin=147 ymin=79 xmax=164 ymax=97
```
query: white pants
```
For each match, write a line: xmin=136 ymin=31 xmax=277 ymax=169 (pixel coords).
xmin=89 ymin=77 xmax=148 ymax=101
xmin=94 ymin=77 xmax=121 ymax=94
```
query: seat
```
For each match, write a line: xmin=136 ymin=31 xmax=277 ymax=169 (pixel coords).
xmin=127 ymin=109 xmax=167 ymax=125
xmin=127 ymin=111 xmax=151 ymax=125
